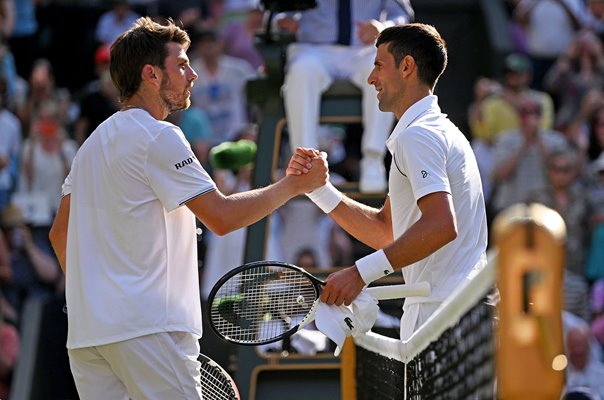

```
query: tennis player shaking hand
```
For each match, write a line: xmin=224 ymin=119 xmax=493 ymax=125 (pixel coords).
xmin=48 ymin=16 xmax=327 ymax=400
xmin=288 ymin=23 xmax=488 ymax=342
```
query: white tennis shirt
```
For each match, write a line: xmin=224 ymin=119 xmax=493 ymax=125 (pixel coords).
xmin=386 ymin=95 xmax=488 ymax=311
xmin=62 ymin=108 xmax=216 ymax=349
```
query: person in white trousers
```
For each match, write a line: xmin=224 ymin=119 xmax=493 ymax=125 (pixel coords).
xmin=278 ymin=0 xmax=413 ymax=192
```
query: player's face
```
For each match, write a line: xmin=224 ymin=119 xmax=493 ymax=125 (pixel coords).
xmin=159 ymin=42 xmax=198 ymax=113
xmin=368 ymin=44 xmax=404 ymax=115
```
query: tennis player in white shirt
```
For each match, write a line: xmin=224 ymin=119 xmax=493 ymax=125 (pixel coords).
xmin=289 ymin=23 xmax=488 ymax=342
xmin=49 ymin=16 xmax=327 ymax=400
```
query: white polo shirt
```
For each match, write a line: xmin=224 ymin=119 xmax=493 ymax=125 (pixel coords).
xmin=386 ymin=95 xmax=488 ymax=310
xmin=63 ymin=108 xmax=216 ymax=349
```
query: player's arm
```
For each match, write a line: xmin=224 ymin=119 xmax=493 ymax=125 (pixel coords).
xmin=383 ymin=191 xmax=457 ymax=268
xmin=286 ymin=147 xmax=394 ymax=249
xmin=186 ymin=156 xmax=327 ymax=236
xmin=321 ymin=191 xmax=457 ymax=306
xmin=327 ymin=195 xmax=393 ymax=250
xmin=49 ymin=194 xmax=70 ymax=274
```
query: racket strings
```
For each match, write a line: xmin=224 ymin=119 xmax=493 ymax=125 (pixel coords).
xmin=210 ymin=265 xmax=318 ymax=344
xmin=200 ymin=362 xmax=237 ymax=400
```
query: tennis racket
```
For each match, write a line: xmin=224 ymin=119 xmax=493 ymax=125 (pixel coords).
xmin=199 ymin=353 xmax=240 ymax=400
xmin=207 ymin=260 xmax=430 ymax=346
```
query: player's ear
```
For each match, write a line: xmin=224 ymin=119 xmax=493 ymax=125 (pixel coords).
xmin=142 ymin=65 xmax=160 ymax=83
xmin=400 ymin=55 xmax=414 ymax=77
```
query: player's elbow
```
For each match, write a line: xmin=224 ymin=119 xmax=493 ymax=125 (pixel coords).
xmin=204 ymin=217 xmax=237 ymax=237
xmin=443 ymin=217 xmax=458 ymax=244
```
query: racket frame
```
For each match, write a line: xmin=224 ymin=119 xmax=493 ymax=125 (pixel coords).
xmin=198 ymin=353 xmax=240 ymax=400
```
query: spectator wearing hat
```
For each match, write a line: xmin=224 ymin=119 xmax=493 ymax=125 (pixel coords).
xmin=469 ymin=53 xmax=555 ymax=213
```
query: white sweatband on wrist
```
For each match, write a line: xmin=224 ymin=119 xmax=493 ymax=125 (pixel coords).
xmin=306 ymin=182 xmax=342 ymax=214
xmin=355 ymin=249 xmax=394 ymax=284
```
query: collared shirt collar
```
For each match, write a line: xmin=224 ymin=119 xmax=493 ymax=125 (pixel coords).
xmin=387 ymin=95 xmax=440 ymax=150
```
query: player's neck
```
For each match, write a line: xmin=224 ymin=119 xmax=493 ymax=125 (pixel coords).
xmin=121 ymin=93 xmax=166 ymax=120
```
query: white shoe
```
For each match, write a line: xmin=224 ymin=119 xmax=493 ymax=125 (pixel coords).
xmin=359 ymin=156 xmax=387 ymax=193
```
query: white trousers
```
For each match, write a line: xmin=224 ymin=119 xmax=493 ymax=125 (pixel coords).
xmin=282 ymin=43 xmax=395 ymax=157
xmin=68 ymin=332 xmax=202 ymax=400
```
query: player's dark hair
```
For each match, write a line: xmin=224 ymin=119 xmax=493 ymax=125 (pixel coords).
xmin=110 ymin=16 xmax=191 ymax=102
xmin=376 ymin=23 xmax=448 ymax=90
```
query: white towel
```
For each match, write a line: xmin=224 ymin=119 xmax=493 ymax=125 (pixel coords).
xmin=314 ymin=290 xmax=379 ymax=356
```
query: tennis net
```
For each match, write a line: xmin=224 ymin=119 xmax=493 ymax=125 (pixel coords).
xmin=354 ymin=251 xmax=498 ymax=400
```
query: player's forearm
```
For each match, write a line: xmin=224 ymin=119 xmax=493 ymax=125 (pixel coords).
xmin=213 ymin=179 xmax=299 ymax=235
xmin=329 ymin=196 xmax=393 ymax=250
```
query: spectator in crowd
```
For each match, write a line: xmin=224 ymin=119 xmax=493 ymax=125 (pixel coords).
xmin=189 ymin=28 xmax=258 ymax=144
xmin=17 ymin=99 xmax=77 ymax=229
xmin=221 ymin=6 xmax=264 ymax=71
xmin=513 ymin=0 xmax=589 ymax=90
xmin=16 ymin=58 xmax=76 ymax=134
xmin=591 ymin=278 xmax=604 ymax=350
xmin=565 ymin=325 xmax=604 ymax=399
xmin=95 ymin=0 xmax=140 ymax=47
xmin=211 ymin=0 xmax=258 ymax=31
xmin=1 ymin=204 xmax=62 ymax=321
xmin=73 ymin=69 xmax=120 ymax=146
xmin=528 ymin=149 xmax=591 ymax=320
xmin=6 ymin=0 xmax=38 ymax=80
xmin=0 ymin=76 xmax=21 ymax=212
xmin=586 ymin=104 xmax=604 ymax=163
xmin=491 ymin=94 xmax=568 ymax=214
xmin=277 ymin=0 xmax=413 ymax=193
xmin=467 ymin=76 xmax=502 ymax=205
xmin=0 ymin=36 xmax=26 ymax=111
xmin=469 ymin=53 xmax=555 ymax=207
xmin=543 ymin=30 xmax=604 ymax=134
xmin=586 ymin=153 xmax=604 ymax=283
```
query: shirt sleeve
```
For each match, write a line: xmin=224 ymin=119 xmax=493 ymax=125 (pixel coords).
xmin=146 ymin=125 xmax=216 ymax=212
xmin=396 ymin=126 xmax=451 ymax=201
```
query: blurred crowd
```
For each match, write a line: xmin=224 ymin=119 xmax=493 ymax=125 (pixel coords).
xmin=1 ymin=0 xmax=604 ymax=398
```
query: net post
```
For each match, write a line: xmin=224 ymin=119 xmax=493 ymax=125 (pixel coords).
xmin=340 ymin=337 xmax=357 ymax=400
xmin=492 ymin=203 xmax=566 ymax=400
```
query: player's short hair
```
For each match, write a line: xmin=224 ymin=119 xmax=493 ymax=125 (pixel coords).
xmin=110 ymin=16 xmax=191 ymax=102
xmin=376 ymin=23 xmax=448 ymax=90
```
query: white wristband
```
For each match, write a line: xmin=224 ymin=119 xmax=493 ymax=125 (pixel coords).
xmin=306 ymin=182 xmax=342 ymax=214
xmin=355 ymin=249 xmax=394 ymax=284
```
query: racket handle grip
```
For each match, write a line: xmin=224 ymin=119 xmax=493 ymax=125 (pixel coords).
xmin=366 ymin=282 xmax=431 ymax=300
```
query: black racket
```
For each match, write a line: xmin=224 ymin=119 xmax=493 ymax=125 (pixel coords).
xmin=199 ymin=353 xmax=240 ymax=400
xmin=207 ymin=260 xmax=430 ymax=346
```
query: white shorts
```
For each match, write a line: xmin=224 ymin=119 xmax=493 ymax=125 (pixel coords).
xmin=68 ymin=332 xmax=202 ymax=400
